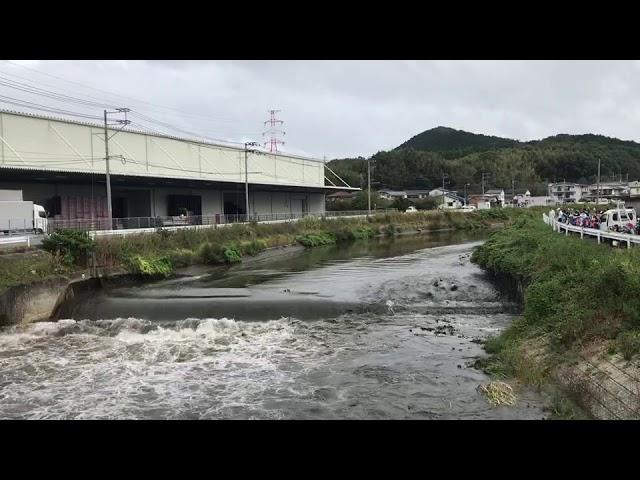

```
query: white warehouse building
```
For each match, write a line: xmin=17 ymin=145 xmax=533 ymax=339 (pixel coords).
xmin=0 ymin=110 xmax=352 ymax=226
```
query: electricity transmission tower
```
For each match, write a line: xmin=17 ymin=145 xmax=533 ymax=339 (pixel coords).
xmin=262 ymin=109 xmax=285 ymax=153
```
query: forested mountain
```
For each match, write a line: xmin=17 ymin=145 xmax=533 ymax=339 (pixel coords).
xmin=325 ymin=127 xmax=640 ymax=196
xmin=396 ymin=126 xmax=519 ymax=158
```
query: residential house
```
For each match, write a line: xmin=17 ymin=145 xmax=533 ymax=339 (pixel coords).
xmin=378 ymin=190 xmax=407 ymax=200
xmin=468 ymin=195 xmax=491 ymax=210
xmin=326 ymin=191 xmax=357 ymax=201
xmin=485 ymin=189 xmax=505 ymax=207
xmin=428 ymin=188 xmax=458 ymax=198
xmin=512 ymin=190 xmax=554 ymax=207
xmin=580 ymin=182 xmax=629 ymax=203
xmin=548 ymin=182 xmax=585 ymax=203
xmin=438 ymin=192 xmax=465 ymax=210
xmin=405 ymin=189 xmax=431 ymax=200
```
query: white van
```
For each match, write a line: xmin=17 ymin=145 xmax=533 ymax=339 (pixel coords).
xmin=599 ymin=208 xmax=637 ymax=232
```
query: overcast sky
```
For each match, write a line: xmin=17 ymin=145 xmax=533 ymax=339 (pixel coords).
xmin=2 ymin=60 xmax=640 ymax=159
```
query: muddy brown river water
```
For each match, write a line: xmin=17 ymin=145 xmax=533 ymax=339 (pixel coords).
xmin=0 ymin=231 xmax=548 ymax=419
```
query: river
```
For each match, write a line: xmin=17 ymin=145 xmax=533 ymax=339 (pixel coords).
xmin=0 ymin=231 xmax=548 ymax=419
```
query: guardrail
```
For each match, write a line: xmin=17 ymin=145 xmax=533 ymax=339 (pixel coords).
xmin=47 ymin=209 xmax=398 ymax=234
xmin=0 ymin=235 xmax=31 ymax=247
xmin=543 ymin=212 xmax=640 ymax=248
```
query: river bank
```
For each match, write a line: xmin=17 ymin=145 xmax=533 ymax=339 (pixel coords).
xmin=0 ymin=209 xmax=527 ymax=325
xmin=471 ymin=211 xmax=640 ymax=419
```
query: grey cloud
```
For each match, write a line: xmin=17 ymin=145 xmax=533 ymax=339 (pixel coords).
xmin=3 ymin=60 xmax=640 ymax=159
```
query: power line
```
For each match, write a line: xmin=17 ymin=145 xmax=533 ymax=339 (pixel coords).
xmin=0 ymin=61 xmax=251 ymax=124
xmin=0 ymin=64 xmax=312 ymax=157
xmin=129 ymin=111 xmax=248 ymax=147
xmin=0 ymin=64 xmax=261 ymax=142
xmin=0 ymin=76 xmax=115 ymax=110
xmin=0 ymin=95 xmax=103 ymax=120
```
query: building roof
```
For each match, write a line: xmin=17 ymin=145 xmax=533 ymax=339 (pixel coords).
xmin=327 ymin=191 xmax=356 ymax=199
xmin=485 ymin=189 xmax=504 ymax=195
xmin=442 ymin=192 xmax=465 ymax=203
xmin=378 ymin=190 xmax=407 ymax=196
xmin=405 ymin=189 xmax=431 ymax=195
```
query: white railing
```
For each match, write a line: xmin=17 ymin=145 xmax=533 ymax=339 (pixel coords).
xmin=543 ymin=211 xmax=640 ymax=248
xmin=0 ymin=235 xmax=31 ymax=247
xmin=82 ymin=210 xmax=397 ymax=239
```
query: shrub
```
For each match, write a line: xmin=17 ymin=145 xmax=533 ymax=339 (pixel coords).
xmin=41 ymin=229 xmax=95 ymax=265
xmin=199 ymin=242 xmax=224 ymax=264
xmin=352 ymin=226 xmax=376 ymax=239
xmin=238 ymin=239 xmax=267 ymax=256
xmin=222 ymin=245 xmax=242 ymax=263
xmin=383 ymin=224 xmax=396 ymax=236
xmin=167 ymin=248 xmax=196 ymax=267
xmin=122 ymin=254 xmax=172 ymax=277
xmin=296 ymin=233 xmax=336 ymax=248
xmin=616 ymin=331 xmax=640 ymax=360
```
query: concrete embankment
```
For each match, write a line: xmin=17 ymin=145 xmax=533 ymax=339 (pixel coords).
xmin=0 ymin=277 xmax=73 ymax=326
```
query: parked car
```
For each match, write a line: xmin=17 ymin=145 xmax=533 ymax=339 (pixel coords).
xmin=405 ymin=206 xmax=418 ymax=213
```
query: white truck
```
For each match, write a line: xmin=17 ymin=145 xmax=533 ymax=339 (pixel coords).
xmin=599 ymin=207 xmax=637 ymax=233
xmin=0 ymin=190 xmax=48 ymax=234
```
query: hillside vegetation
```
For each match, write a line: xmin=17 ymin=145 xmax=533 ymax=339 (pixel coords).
xmin=326 ymin=127 xmax=640 ymax=196
xmin=471 ymin=212 xmax=640 ymax=416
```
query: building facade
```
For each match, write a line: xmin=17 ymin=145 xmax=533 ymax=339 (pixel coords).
xmin=548 ymin=182 xmax=585 ymax=203
xmin=0 ymin=110 xmax=347 ymax=223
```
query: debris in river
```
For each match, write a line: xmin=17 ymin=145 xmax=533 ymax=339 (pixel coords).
xmin=478 ymin=381 xmax=517 ymax=407
xmin=386 ymin=300 xmax=395 ymax=315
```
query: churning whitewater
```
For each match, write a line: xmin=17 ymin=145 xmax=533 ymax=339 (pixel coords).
xmin=0 ymin=233 xmax=547 ymax=419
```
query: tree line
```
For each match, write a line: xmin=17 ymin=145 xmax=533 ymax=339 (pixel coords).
xmin=326 ymin=132 xmax=640 ymax=197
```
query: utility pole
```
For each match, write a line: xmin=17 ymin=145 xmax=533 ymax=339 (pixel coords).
xmin=244 ymin=142 xmax=260 ymax=219
xmin=481 ymin=172 xmax=492 ymax=196
xmin=511 ymin=178 xmax=516 ymax=208
xmin=104 ymin=110 xmax=111 ymax=225
xmin=367 ymin=158 xmax=371 ymax=215
xmin=103 ymin=108 xmax=130 ymax=228
xmin=441 ymin=173 xmax=449 ymax=208
xmin=596 ymin=157 xmax=601 ymax=207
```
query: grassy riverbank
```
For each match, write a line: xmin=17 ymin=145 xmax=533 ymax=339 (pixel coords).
xmin=471 ymin=212 xmax=640 ymax=418
xmin=0 ymin=208 xmax=528 ymax=292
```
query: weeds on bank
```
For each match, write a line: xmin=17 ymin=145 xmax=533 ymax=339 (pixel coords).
xmin=472 ymin=212 xmax=640 ymax=387
xmin=2 ymin=208 xmax=524 ymax=287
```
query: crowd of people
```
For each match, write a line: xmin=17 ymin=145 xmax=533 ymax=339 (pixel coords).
xmin=555 ymin=206 xmax=640 ymax=234
xmin=556 ymin=207 xmax=602 ymax=229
